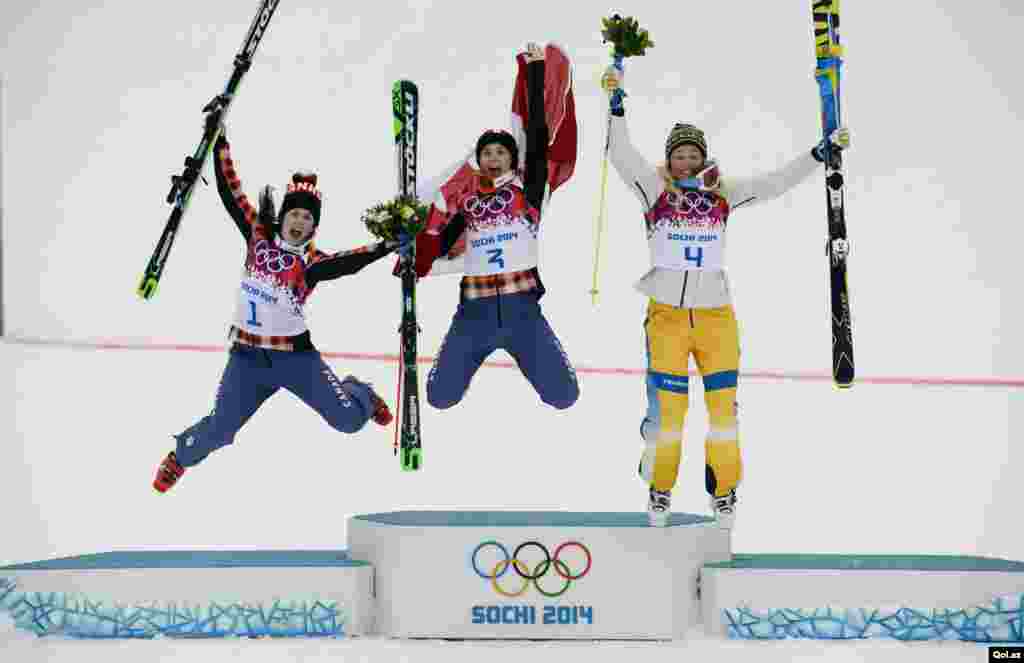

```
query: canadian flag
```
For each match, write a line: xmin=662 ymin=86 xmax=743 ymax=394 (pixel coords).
xmin=416 ymin=43 xmax=578 ymax=277
xmin=511 ymin=43 xmax=578 ymax=197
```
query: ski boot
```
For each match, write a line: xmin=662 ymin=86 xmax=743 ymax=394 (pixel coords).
xmin=153 ymin=451 xmax=186 ymax=494
xmin=647 ymin=486 xmax=671 ymax=527
xmin=711 ymin=489 xmax=737 ymax=529
xmin=342 ymin=375 xmax=393 ymax=426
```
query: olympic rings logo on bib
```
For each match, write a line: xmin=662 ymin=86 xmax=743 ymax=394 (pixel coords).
xmin=471 ymin=540 xmax=592 ymax=598
xmin=463 ymin=189 xmax=515 ymax=219
xmin=666 ymin=190 xmax=716 ymax=216
xmin=253 ymin=240 xmax=297 ymax=273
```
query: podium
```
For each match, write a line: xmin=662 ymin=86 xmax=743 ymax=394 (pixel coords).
xmin=347 ymin=511 xmax=730 ymax=639
xmin=3 ymin=512 xmax=1023 ymax=642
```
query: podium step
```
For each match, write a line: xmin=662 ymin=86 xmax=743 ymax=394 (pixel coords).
xmin=701 ymin=553 xmax=1024 ymax=641
xmin=0 ymin=550 xmax=372 ymax=638
xmin=348 ymin=510 xmax=730 ymax=639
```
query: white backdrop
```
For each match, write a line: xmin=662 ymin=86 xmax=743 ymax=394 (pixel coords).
xmin=2 ymin=0 xmax=1021 ymax=379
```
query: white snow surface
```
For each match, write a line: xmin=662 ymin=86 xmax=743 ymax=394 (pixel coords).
xmin=2 ymin=0 xmax=1023 ymax=660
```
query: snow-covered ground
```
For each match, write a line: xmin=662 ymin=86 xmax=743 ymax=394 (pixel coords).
xmin=3 ymin=0 xmax=1022 ymax=660
xmin=1 ymin=341 xmax=1019 ymax=661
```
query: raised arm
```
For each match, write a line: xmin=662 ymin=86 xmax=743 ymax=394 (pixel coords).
xmin=603 ymin=70 xmax=664 ymax=212
xmin=722 ymin=128 xmax=850 ymax=211
xmin=213 ymin=133 xmax=260 ymax=241
xmin=521 ymin=44 xmax=549 ymax=214
xmin=720 ymin=152 xmax=820 ymax=211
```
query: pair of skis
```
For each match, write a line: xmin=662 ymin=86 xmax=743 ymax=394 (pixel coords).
xmin=137 ymin=0 xmax=282 ymax=300
xmin=391 ymin=80 xmax=424 ymax=471
xmin=813 ymin=0 xmax=854 ymax=388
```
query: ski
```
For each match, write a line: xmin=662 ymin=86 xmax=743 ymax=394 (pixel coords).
xmin=813 ymin=0 xmax=854 ymax=388
xmin=393 ymin=79 xmax=423 ymax=471
xmin=137 ymin=0 xmax=282 ymax=300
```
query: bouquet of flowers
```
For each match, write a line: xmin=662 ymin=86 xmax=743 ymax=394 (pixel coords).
xmin=361 ymin=195 xmax=430 ymax=242
xmin=601 ymin=14 xmax=654 ymax=57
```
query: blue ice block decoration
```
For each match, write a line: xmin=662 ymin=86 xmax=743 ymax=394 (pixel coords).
xmin=723 ymin=594 xmax=1024 ymax=642
xmin=0 ymin=577 xmax=347 ymax=639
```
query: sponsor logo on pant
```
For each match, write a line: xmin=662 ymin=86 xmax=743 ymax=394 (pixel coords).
xmin=322 ymin=369 xmax=352 ymax=407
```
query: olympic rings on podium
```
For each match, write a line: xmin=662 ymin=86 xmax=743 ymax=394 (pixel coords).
xmin=470 ymin=540 xmax=592 ymax=598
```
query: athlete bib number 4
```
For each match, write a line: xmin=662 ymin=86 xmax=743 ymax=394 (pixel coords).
xmin=647 ymin=190 xmax=728 ymax=271
xmin=650 ymin=227 xmax=725 ymax=271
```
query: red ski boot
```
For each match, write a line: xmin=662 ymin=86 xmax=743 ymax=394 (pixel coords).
xmin=369 ymin=390 xmax=394 ymax=426
xmin=342 ymin=375 xmax=393 ymax=426
xmin=153 ymin=451 xmax=186 ymax=493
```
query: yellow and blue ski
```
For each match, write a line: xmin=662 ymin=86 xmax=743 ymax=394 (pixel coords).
xmin=813 ymin=0 xmax=854 ymax=388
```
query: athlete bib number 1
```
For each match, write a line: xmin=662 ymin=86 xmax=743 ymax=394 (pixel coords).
xmin=246 ymin=301 xmax=262 ymax=327
xmin=235 ymin=278 xmax=307 ymax=337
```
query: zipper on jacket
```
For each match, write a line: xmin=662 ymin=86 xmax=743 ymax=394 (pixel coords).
xmin=689 ymin=309 xmax=695 ymax=329
xmin=634 ymin=181 xmax=651 ymax=209
xmin=679 ymin=271 xmax=690 ymax=308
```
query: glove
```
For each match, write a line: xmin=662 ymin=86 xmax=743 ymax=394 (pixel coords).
xmin=202 ymin=93 xmax=229 ymax=136
xmin=396 ymin=232 xmax=414 ymax=259
xmin=601 ymin=65 xmax=626 ymax=115
xmin=258 ymin=185 xmax=276 ymax=226
xmin=204 ymin=110 xmax=226 ymax=137
xmin=385 ymin=232 xmax=413 ymax=254
xmin=392 ymin=232 xmax=441 ymax=278
xmin=812 ymin=127 xmax=851 ymax=163
xmin=609 ymin=88 xmax=625 ymax=115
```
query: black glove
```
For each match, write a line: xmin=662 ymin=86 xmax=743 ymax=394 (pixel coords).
xmin=258 ymin=185 xmax=276 ymax=226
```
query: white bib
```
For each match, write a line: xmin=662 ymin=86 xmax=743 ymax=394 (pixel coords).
xmin=647 ymin=190 xmax=729 ymax=271
xmin=460 ymin=187 xmax=539 ymax=276
xmin=464 ymin=221 xmax=538 ymax=275
xmin=649 ymin=226 xmax=727 ymax=271
xmin=234 ymin=274 xmax=307 ymax=337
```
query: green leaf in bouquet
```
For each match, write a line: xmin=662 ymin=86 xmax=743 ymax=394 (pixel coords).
xmin=601 ymin=14 xmax=654 ymax=57
xmin=362 ymin=195 xmax=430 ymax=241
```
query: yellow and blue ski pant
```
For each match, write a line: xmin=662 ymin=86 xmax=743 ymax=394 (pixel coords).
xmin=641 ymin=300 xmax=741 ymax=497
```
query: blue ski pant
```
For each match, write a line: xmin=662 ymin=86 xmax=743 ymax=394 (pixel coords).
xmin=174 ymin=343 xmax=377 ymax=467
xmin=427 ymin=292 xmax=579 ymax=410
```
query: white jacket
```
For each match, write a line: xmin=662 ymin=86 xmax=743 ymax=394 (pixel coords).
xmin=609 ymin=114 xmax=820 ymax=309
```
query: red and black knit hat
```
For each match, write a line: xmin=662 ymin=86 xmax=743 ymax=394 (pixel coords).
xmin=278 ymin=172 xmax=323 ymax=226
xmin=475 ymin=130 xmax=519 ymax=170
